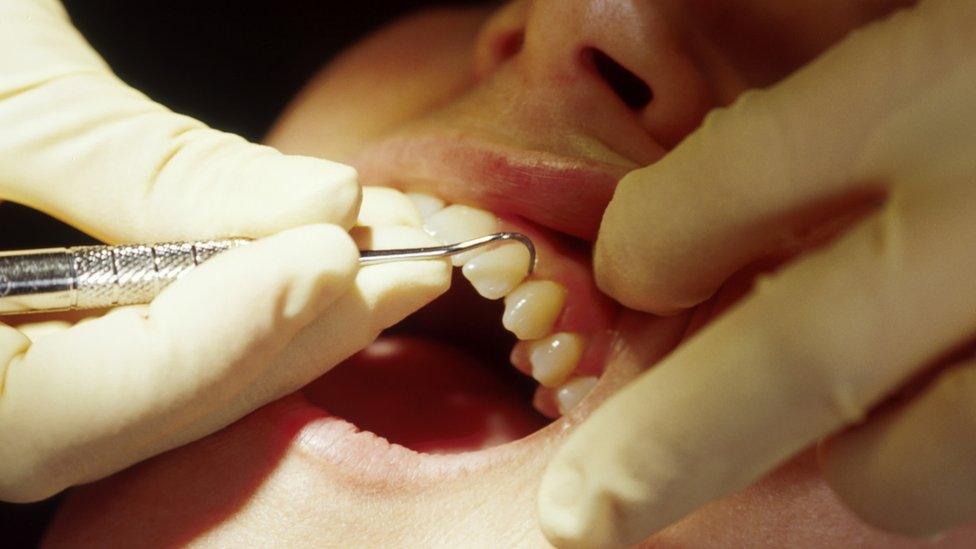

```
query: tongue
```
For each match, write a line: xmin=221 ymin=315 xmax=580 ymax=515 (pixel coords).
xmin=302 ymin=335 xmax=549 ymax=454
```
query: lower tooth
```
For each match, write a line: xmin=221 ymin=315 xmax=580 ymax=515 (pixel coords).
xmin=406 ymin=192 xmax=446 ymax=219
xmin=462 ymin=243 xmax=532 ymax=299
xmin=529 ymin=332 xmax=585 ymax=388
xmin=423 ymin=205 xmax=499 ymax=265
xmin=555 ymin=376 xmax=598 ymax=415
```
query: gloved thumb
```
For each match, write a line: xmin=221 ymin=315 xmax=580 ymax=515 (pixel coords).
xmin=0 ymin=0 xmax=360 ymax=243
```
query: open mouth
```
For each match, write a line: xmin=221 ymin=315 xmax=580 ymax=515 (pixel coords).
xmin=302 ymin=200 xmax=620 ymax=451
xmin=279 ymin=133 xmax=637 ymax=484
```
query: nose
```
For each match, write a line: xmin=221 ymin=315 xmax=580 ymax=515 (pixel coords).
xmin=475 ymin=0 xmax=717 ymax=149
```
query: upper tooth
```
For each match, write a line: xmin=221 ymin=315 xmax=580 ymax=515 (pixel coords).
xmin=423 ymin=205 xmax=499 ymax=265
xmin=461 ymin=243 xmax=531 ymax=299
xmin=555 ymin=376 xmax=598 ymax=415
xmin=529 ymin=332 xmax=585 ymax=387
xmin=502 ymin=280 xmax=566 ymax=340
xmin=406 ymin=192 xmax=446 ymax=219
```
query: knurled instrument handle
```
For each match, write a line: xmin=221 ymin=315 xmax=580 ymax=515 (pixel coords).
xmin=0 ymin=231 xmax=536 ymax=315
xmin=0 ymin=239 xmax=249 ymax=314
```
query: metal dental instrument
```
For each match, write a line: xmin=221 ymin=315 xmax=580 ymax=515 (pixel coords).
xmin=0 ymin=232 xmax=536 ymax=315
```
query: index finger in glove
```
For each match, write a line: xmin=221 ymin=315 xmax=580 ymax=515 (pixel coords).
xmin=0 ymin=224 xmax=358 ymax=502
xmin=233 ymin=224 xmax=452 ymax=407
xmin=0 ymin=0 xmax=359 ymax=242
xmin=538 ymin=149 xmax=976 ymax=547
xmin=595 ymin=0 xmax=976 ymax=314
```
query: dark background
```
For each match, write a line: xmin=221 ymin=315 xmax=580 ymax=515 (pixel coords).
xmin=0 ymin=1 xmax=484 ymax=546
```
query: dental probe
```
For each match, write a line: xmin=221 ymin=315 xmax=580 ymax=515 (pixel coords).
xmin=0 ymin=232 xmax=536 ymax=315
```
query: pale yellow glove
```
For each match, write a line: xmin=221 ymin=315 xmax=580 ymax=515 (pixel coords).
xmin=0 ymin=0 xmax=451 ymax=502
xmin=539 ymin=0 xmax=976 ymax=546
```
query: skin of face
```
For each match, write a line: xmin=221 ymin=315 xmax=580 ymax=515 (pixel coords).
xmin=44 ymin=1 xmax=976 ymax=547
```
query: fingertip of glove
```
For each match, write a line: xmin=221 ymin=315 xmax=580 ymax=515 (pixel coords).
xmin=260 ymin=154 xmax=361 ymax=230
xmin=537 ymin=462 xmax=589 ymax=548
xmin=538 ymin=461 xmax=647 ymax=549
xmin=538 ymin=398 xmax=669 ymax=549
xmin=350 ymin=225 xmax=452 ymax=329
xmin=357 ymin=187 xmax=423 ymax=228
xmin=593 ymin=225 xmax=709 ymax=316
xmin=223 ymin=153 xmax=361 ymax=236
xmin=281 ymin=223 xmax=359 ymax=266
xmin=592 ymin=238 xmax=676 ymax=315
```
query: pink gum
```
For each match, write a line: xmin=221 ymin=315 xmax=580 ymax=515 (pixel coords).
xmin=499 ymin=215 xmax=619 ymax=379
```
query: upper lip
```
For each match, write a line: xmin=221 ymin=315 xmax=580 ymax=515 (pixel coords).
xmin=352 ymin=130 xmax=632 ymax=241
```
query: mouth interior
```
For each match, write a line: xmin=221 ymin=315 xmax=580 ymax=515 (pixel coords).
xmin=301 ymin=270 xmax=552 ymax=454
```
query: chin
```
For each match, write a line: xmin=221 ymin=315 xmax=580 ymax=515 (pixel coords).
xmin=44 ymin=4 xmax=976 ymax=547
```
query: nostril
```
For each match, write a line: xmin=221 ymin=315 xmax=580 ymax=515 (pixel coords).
xmin=496 ymin=31 xmax=525 ymax=61
xmin=582 ymin=47 xmax=653 ymax=111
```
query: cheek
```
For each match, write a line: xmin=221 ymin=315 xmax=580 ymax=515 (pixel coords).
xmin=266 ymin=8 xmax=490 ymax=161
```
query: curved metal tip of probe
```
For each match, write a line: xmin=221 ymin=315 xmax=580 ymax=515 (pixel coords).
xmin=483 ymin=232 xmax=537 ymax=274
xmin=358 ymin=231 xmax=537 ymax=273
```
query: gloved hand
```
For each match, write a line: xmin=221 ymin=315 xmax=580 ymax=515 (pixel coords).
xmin=539 ymin=0 xmax=976 ymax=546
xmin=0 ymin=0 xmax=450 ymax=502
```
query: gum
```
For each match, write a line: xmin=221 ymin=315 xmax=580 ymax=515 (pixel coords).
xmin=496 ymin=215 xmax=619 ymax=379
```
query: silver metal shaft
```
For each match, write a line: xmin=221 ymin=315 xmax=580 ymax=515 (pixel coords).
xmin=359 ymin=232 xmax=535 ymax=268
xmin=0 ymin=232 xmax=535 ymax=315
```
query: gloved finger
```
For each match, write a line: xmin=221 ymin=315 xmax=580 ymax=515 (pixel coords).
xmin=594 ymin=0 xmax=975 ymax=314
xmin=169 ymin=224 xmax=452 ymax=454
xmin=538 ymin=170 xmax=976 ymax=547
xmin=221 ymin=224 xmax=452 ymax=408
xmin=357 ymin=186 xmax=423 ymax=228
xmin=0 ymin=224 xmax=359 ymax=502
xmin=820 ymin=357 xmax=976 ymax=538
xmin=13 ymin=319 xmax=71 ymax=341
xmin=0 ymin=0 xmax=359 ymax=243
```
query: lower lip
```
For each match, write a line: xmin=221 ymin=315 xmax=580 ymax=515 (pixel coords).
xmin=287 ymin=395 xmax=563 ymax=488
xmin=285 ymin=308 xmax=692 ymax=488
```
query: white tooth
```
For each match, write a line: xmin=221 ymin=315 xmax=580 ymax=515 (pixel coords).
xmin=461 ymin=243 xmax=531 ymax=299
xmin=556 ymin=376 xmax=598 ymax=415
xmin=502 ymin=280 xmax=566 ymax=340
xmin=406 ymin=192 xmax=446 ymax=220
xmin=423 ymin=205 xmax=499 ymax=265
xmin=529 ymin=332 xmax=585 ymax=388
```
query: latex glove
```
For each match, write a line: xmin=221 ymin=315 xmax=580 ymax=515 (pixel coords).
xmin=1 ymin=186 xmax=448 ymax=503
xmin=0 ymin=0 xmax=448 ymax=502
xmin=539 ymin=0 xmax=976 ymax=545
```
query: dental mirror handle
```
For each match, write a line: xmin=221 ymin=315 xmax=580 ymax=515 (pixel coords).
xmin=0 ymin=232 xmax=535 ymax=315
